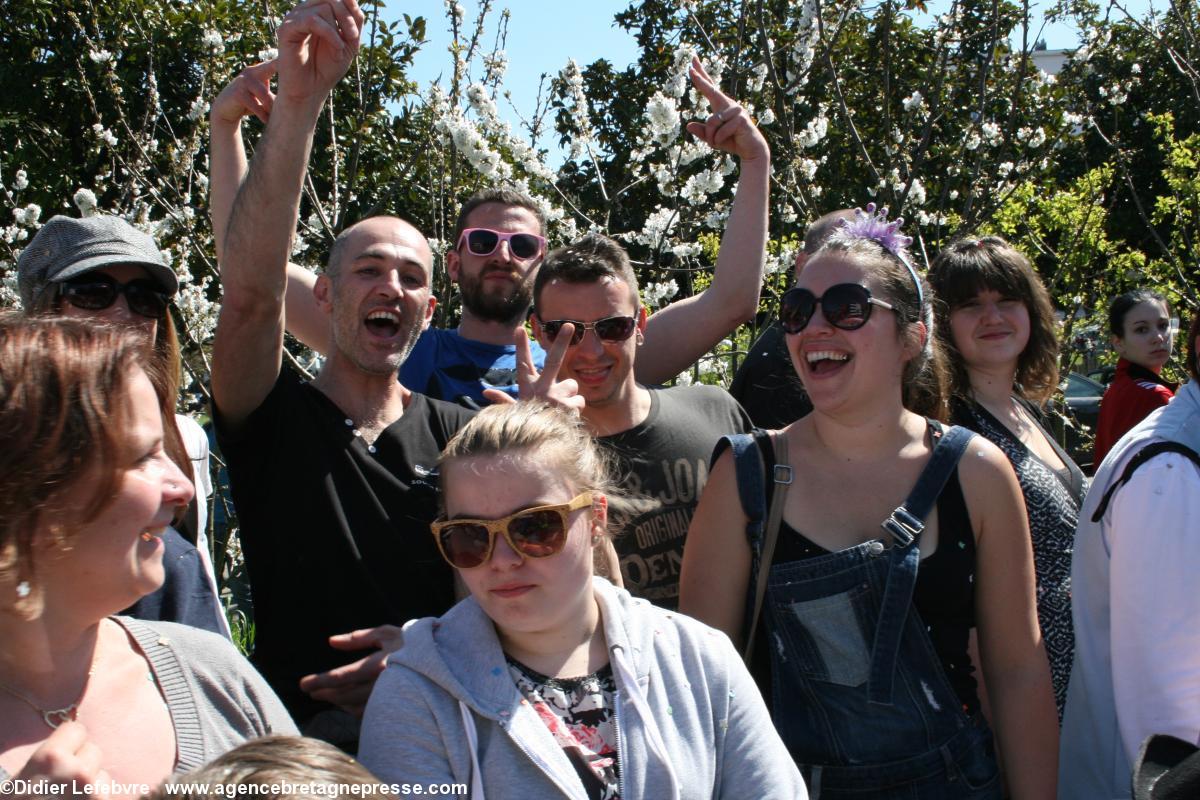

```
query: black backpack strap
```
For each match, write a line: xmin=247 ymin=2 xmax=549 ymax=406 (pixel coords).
xmin=1092 ymin=441 xmax=1200 ymax=523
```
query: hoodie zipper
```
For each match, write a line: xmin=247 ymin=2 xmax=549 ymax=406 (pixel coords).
xmin=613 ymin=687 xmax=626 ymax=800
xmin=505 ymin=717 xmax=588 ymax=800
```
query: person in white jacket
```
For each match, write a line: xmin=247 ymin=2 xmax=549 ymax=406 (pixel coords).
xmin=359 ymin=401 xmax=806 ymax=800
xmin=1060 ymin=313 xmax=1200 ymax=799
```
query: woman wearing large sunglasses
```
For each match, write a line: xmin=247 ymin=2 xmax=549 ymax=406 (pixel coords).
xmin=359 ymin=401 xmax=807 ymax=799
xmin=16 ymin=214 xmax=226 ymax=637
xmin=680 ymin=208 xmax=1058 ymax=798
xmin=927 ymin=236 xmax=1084 ymax=720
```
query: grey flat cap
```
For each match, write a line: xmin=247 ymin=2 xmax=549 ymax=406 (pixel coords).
xmin=16 ymin=214 xmax=179 ymax=308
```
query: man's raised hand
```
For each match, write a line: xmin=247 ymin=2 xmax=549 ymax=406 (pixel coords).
xmin=275 ymin=0 xmax=366 ymax=107
xmin=211 ymin=59 xmax=277 ymax=129
xmin=685 ymin=57 xmax=770 ymax=164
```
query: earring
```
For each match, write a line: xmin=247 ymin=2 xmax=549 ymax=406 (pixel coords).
xmin=16 ymin=581 xmax=30 ymax=599
xmin=635 ymin=331 xmax=645 ymax=346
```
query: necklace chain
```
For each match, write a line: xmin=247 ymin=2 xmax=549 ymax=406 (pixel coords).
xmin=0 ymin=656 xmax=97 ymax=730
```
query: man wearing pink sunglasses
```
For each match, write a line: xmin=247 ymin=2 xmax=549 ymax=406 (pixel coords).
xmin=211 ymin=53 xmax=771 ymax=408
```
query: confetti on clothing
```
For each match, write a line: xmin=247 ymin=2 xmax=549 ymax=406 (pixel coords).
xmin=507 ymin=657 xmax=621 ymax=800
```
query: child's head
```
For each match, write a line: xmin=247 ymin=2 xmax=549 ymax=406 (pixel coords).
xmin=148 ymin=736 xmax=384 ymax=800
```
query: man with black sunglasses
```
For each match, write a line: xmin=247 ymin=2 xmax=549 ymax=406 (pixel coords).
xmin=209 ymin=54 xmax=771 ymax=409
xmin=530 ymin=232 xmax=753 ymax=610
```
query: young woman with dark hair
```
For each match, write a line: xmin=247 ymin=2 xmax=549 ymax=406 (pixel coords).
xmin=1093 ymin=289 xmax=1177 ymax=465
xmin=928 ymin=235 xmax=1083 ymax=717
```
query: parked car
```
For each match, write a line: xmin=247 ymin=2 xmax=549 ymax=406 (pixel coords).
xmin=1061 ymin=371 xmax=1106 ymax=474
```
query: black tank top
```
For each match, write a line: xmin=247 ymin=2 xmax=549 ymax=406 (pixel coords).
xmin=756 ymin=440 xmax=980 ymax=716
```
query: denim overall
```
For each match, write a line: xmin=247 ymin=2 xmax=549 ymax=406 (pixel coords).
xmin=724 ymin=424 xmax=1001 ymax=799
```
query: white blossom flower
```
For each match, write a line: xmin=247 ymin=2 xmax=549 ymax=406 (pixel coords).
xmin=257 ymin=48 xmax=278 ymax=62
xmin=642 ymin=280 xmax=679 ymax=309
xmin=21 ymin=204 xmax=41 ymax=226
xmin=798 ymin=158 xmax=818 ymax=181
xmin=201 ymin=30 xmax=224 ymax=55
xmin=1063 ymin=111 xmax=1086 ymax=137
xmin=767 ymin=245 xmax=797 ymax=275
xmin=668 ymin=44 xmax=698 ymax=99
xmin=635 ymin=207 xmax=679 ymax=247
xmin=998 ymin=161 xmax=1015 ymax=176
xmin=92 ymin=124 xmax=118 ymax=148
xmin=982 ymin=121 xmax=1002 ymax=146
xmin=902 ymin=90 xmax=924 ymax=113
xmin=681 ymin=168 xmax=724 ymax=205
xmin=0 ymin=268 xmax=21 ymax=308
xmin=644 ymin=92 xmax=681 ymax=145
xmin=964 ymin=132 xmax=982 ymax=151
xmin=89 ymin=49 xmax=113 ymax=64
xmin=13 ymin=170 xmax=28 ymax=191
xmin=758 ymin=108 xmax=776 ymax=126
xmin=905 ymin=178 xmax=926 ymax=207
xmin=483 ymin=50 xmax=508 ymax=83
xmin=187 ymin=97 xmax=209 ymax=122
xmin=73 ymin=188 xmax=98 ymax=217
xmin=748 ymin=63 xmax=769 ymax=93
xmin=796 ymin=114 xmax=828 ymax=149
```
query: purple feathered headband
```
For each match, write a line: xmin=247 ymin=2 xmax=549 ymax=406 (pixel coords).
xmin=833 ymin=203 xmax=924 ymax=309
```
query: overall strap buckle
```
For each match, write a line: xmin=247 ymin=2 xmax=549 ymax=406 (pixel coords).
xmin=881 ymin=506 xmax=924 ymax=547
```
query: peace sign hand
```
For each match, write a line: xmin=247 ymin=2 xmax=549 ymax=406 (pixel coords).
xmin=483 ymin=325 xmax=585 ymax=413
xmin=685 ymin=57 xmax=770 ymax=164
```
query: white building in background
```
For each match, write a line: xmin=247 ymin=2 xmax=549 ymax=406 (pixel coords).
xmin=1032 ymin=48 xmax=1070 ymax=75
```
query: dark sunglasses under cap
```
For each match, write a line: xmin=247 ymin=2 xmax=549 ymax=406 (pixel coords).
xmin=16 ymin=215 xmax=178 ymax=308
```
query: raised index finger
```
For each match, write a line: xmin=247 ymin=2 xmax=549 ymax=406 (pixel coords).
xmin=689 ymin=56 xmax=732 ymax=111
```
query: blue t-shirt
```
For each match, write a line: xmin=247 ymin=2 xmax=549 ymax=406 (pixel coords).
xmin=400 ymin=328 xmax=547 ymax=408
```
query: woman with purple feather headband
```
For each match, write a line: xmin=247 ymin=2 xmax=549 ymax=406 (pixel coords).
xmin=682 ymin=205 xmax=1057 ymax=798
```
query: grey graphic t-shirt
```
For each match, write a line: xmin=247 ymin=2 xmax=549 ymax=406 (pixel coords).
xmin=600 ymin=385 xmax=752 ymax=609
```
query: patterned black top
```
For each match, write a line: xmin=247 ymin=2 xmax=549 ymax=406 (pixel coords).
xmin=508 ymin=658 xmax=620 ymax=800
xmin=950 ymin=396 xmax=1085 ymax=717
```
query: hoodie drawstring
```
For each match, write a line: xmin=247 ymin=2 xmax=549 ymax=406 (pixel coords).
xmin=459 ymin=701 xmax=487 ymax=800
xmin=610 ymin=643 xmax=682 ymax=800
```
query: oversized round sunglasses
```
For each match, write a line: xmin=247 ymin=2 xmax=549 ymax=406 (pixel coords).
xmin=431 ymin=492 xmax=594 ymax=569
xmin=538 ymin=315 xmax=638 ymax=346
xmin=779 ymin=283 xmax=894 ymax=334
xmin=457 ymin=228 xmax=546 ymax=260
xmin=59 ymin=274 xmax=170 ymax=320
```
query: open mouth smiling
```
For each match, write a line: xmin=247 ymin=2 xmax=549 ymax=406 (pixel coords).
xmin=364 ymin=309 xmax=402 ymax=337
xmin=806 ymin=350 xmax=851 ymax=376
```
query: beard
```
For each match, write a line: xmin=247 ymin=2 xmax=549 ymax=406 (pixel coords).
xmin=458 ymin=267 xmax=534 ymax=324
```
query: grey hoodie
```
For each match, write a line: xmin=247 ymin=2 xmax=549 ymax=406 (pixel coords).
xmin=359 ymin=577 xmax=806 ymax=800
